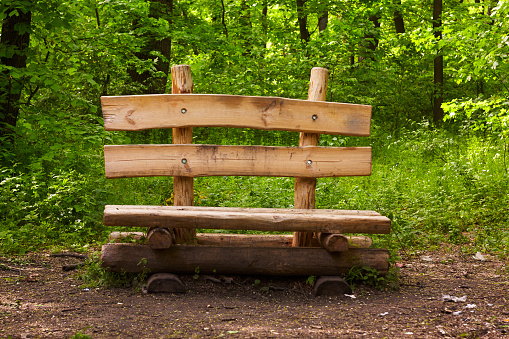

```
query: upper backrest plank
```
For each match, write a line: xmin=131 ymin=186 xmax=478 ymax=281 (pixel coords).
xmin=104 ymin=144 xmax=372 ymax=178
xmin=101 ymin=94 xmax=371 ymax=136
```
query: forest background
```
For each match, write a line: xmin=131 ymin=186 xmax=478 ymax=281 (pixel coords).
xmin=0 ymin=0 xmax=508 ymax=264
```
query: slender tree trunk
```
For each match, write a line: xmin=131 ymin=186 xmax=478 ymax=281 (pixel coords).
xmin=433 ymin=0 xmax=443 ymax=123
xmin=0 ymin=7 xmax=32 ymax=142
xmin=262 ymin=1 xmax=268 ymax=48
xmin=318 ymin=11 xmax=328 ymax=32
xmin=296 ymin=0 xmax=310 ymax=42
xmin=358 ymin=12 xmax=380 ymax=62
xmin=393 ymin=0 xmax=405 ymax=33
xmin=127 ymin=0 xmax=173 ymax=94
xmin=367 ymin=14 xmax=381 ymax=52
xmin=220 ymin=0 xmax=228 ymax=37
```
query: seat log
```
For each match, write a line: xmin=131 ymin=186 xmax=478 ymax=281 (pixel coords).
xmin=103 ymin=205 xmax=391 ymax=234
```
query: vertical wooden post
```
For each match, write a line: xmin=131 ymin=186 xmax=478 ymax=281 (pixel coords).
xmin=171 ymin=65 xmax=196 ymax=244
xmin=292 ymin=67 xmax=329 ymax=247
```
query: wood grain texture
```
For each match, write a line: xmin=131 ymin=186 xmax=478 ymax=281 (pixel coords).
xmin=294 ymin=67 xmax=329 ymax=247
xmin=103 ymin=205 xmax=391 ymax=234
xmin=100 ymin=94 xmax=371 ymax=136
xmin=101 ymin=243 xmax=390 ymax=275
xmin=104 ymin=144 xmax=371 ymax=178
xmin=171 ymin=65 xmax=196 ymax=244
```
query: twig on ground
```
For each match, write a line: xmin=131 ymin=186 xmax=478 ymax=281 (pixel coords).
xmin=50 ymin=253 xmax=88 ymax=259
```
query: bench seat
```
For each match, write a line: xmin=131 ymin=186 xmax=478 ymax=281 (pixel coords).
xmin=103 ymin=205 xmax=391 ymax=234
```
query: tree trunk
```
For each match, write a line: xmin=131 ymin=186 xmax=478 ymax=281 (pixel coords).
xmin=127 ymin=0 xmax=173 ymax=94
xmin=366 ymin=14 xmax=381 ymax=52
xmin=318 ymin=11 xmax=328 ymax=32
xmin=393 ymin=0 xmax=405 ymax=33
xmin=433 ymin=0 xmax=443 ymax=124
xmin=296 ymin=0 xmax=310 ymax=42
xmin=0 ymin=7 xmax=32 ymax=142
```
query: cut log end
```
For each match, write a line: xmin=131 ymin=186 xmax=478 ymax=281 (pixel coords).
xmin=147 ymin=227 xmax=173 ymax=249
xmin=318 ymin=233 xmax=349 ymax=252
xmin=313 ymin=276 xmax=352 ymax=296
xmin=146 ymin=273 xmax=186 ymax=293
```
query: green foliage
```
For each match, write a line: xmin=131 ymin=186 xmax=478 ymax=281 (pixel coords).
xmin=344 ymin=265 xmax=399 ymax=291
xmin=76 ymin=253 xmax=150 ymax=290
xmin=70 ymin=332 xmax=92 ymax=339
xmin=0 ymin=167 xmax=110 ymax=254
xmin=443 ymin=96 xmax=509 ymax=137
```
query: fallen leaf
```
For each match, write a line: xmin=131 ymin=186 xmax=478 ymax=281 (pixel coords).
xmin=442 ymin=295 xmax=467 ymax=302
xmin=473 ymin=252 xmax=487 ymax=261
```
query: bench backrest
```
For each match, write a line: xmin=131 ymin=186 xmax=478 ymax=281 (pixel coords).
xmin=101 ymin=93 xmax=372 ymax=179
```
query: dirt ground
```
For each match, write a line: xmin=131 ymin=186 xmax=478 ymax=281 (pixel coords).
xmin=1 ymin=245 xmax=508 ymax=339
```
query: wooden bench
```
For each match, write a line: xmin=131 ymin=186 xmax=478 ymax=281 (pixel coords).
xmin=100 ymin=65 xmax=391 ymax=293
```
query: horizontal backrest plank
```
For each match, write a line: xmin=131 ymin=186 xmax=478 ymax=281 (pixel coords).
xmin=101 ymin=94 xmax=371 ymax=136
xmin=104 ymin=144 xmax=371 ymax=178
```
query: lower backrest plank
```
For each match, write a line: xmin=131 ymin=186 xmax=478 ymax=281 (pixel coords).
xmin=104 ymin=144 xmax=372 ymax=178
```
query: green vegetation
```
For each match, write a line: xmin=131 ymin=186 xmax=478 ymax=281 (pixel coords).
xmin=0 ymin=0 xmax=507 ymax=263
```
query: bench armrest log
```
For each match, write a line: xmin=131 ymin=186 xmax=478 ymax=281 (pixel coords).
xmin=103 ymin=205 xmax=391 ymax=234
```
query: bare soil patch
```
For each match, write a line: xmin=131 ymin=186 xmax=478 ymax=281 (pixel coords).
xmin=1 ymin=246 xmax=508 ymax=338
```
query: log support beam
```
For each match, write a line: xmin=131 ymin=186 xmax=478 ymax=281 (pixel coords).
xmin=109 ymin=232 xmax=373 ymax=249
xmin=101 ymin=243 xmax=390 ymax=276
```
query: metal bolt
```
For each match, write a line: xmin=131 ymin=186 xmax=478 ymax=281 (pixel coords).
xmin=312 ymin=114 xmax=317 ymax=121
xmin=306 ymin=160 xmax=312 ymax=165
xmin=181 ymin=108 xmax=187 ymax=114
xmin=181 ymin=158 xmax=187 ymax=164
